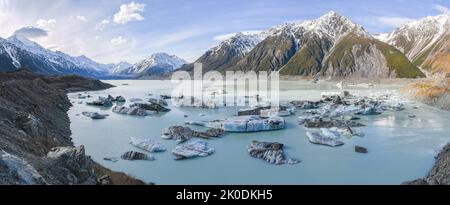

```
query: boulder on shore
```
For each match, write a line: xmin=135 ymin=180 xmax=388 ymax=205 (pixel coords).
xmin=46 ymin=146 xmax=97 ymax=185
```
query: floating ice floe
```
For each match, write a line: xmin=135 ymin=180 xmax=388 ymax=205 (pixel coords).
xmin=306 ymin=131 xmax=344 ymax=147
xmin=121 ymin=151 xmax=154 ymax=161
xmin=129 ymin=137 xmax=166 ymax=152
xmin=161 ymin=126 xmax=224 ymax=143
xmin=172 ymin=140 xmax=214 ymax=160
xmin=185 ymin=115 xmax=285 ymax=132
xmin=113 ymin=105 xmax=155 ymax=116
xmin=172 ymin=95 xmax=217 ymax=109
xmin=81 ymin=112 xmax=108 ymax=119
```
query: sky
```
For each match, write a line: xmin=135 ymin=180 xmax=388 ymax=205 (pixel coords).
xmin=0 ymin=0 xmax=449 ymax=64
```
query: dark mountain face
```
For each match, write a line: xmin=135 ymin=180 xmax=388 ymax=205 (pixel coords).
xmin=234 ymin=34 xmax=298 ymax=72
xmin=279 ymin=34 xmax=333 ymax=76
xmin=177 ymin=11 xmax=425 ymax=79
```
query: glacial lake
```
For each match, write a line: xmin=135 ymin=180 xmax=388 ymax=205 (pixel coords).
xmin=68 ymin=80 xmax=450 ymax=185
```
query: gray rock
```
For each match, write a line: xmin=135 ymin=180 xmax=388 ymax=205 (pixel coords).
xmin=0 ymin=150 xmax=47 ymax=185
xmin=97 ymin=175 xmax=112 ymax=185
xmin=46 ymin=146 xmax=97 ymax=185
xmin=355 ymin=146 xmax=368 ymax=153
xmin=14 ymin=112 xmax=46 ymax=138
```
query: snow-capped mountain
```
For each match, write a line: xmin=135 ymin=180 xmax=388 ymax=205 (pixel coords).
xmin=116 ymin=53 xmax=186 ymax=76
xmin=185 ymin=11 xmax=422 ymax=78
xmin=211 ymin=32 xmax=266 ymax=56
xmin=179 ymin=32 xmax=265 ymax=73
xmin=266 ymin=10 xmax=367 ymax=42
xmin=110 ymin=61 xmax=133 ymax=73
xmin=0 ymin=35 xmax=112 ymax=78
xmin=380 ymin=14 xmax=450 ymax=75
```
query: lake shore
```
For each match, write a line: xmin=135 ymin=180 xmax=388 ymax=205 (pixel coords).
xmin=0 ymin=70 xmax=145 ymax=185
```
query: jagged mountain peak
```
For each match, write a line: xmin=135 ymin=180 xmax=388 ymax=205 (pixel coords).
xmin=267 ymin=11 xmax=367 ymax=41
xmin=211 ymin=31 xmax=265 ymax=56
xmin=383 ymin=14 xmax=450 ymax=75
xmin=115 ymin=52 xmax=186 ymax=75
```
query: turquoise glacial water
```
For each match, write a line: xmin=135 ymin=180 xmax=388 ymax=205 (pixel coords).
xmin=68 ymin=80 xmax=450 ymax=185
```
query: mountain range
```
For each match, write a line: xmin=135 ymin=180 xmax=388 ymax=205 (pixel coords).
xmin=376 ymin=14 xmax=449 ymax=76
xmin=0 ymin=35 xmax=186 ymax=79
xmin=1 ymin=11 xmax=448 ymax=79
xmin=182 ymin=11 xmax=431 ymax=78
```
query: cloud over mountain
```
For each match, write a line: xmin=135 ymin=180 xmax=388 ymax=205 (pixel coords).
xmin=13 ymin=26 xmax=48 ymax=38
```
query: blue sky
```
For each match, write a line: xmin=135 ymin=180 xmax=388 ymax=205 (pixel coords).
xmin=0 ymin=0 xmax=448 ymax=63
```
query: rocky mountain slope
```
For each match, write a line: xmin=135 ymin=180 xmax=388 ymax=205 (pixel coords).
xmin=381 ymin=15 xmax=450 ymax=76
xmin=404 ymin=143 xmax=450 ymax=185
xmin=180 ymin=32 xmax=265 ymax=73
xmin=181 ymin=11 xmax=424 ymax=78
xmin=0 ymin=69 xmax=145 ymax=185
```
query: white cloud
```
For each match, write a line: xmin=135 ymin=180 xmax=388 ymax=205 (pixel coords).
xmin=76 ymin=15 xmax=87 ymax=22
xmin=110 ymin=36 xmax=127 ymax=45
xmin=46 ymin=44 xmax=64 ymax=51
xmin=377 ymin=17 xmax=415 ymax=27
xmin=150 ymin=29 xmax=203 ymax=48
xmin=434 ymin=4 xmax=450 ymax=15
xmin=113 ymin=1 xmax=145 ymax=25
xmin=36 ymin=19 xmax=56 ymax=28
xmin=213 ymin=30 xmax=262 ymax=41
xmin=13 ymin=26 xmax=48 ymax=38
xmin=95 ymin=19 xmax=110 ymax=31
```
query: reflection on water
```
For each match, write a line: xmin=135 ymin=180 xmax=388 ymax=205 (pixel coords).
xmin=68 ymin=80 xmax=450 ymax=185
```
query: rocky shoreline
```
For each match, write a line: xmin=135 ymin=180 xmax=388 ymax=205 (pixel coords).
xmin=0 ymin=70 xmax=145 ymax=185
xmin=403 ymin=143 xmax=449 ymax=185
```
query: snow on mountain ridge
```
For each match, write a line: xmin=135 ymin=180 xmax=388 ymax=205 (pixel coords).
xmin=6 ymin=35 xmax=111 ymax=73
xmin=118 ymin=52 xmax=187 ymax=75
xmin=211 ymin=32 xmax=266 ymax=56
xmin=266 ymin=11 xmax=368 ymax=42
xmin=384 ymin=14 xmax=450 ymax=60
